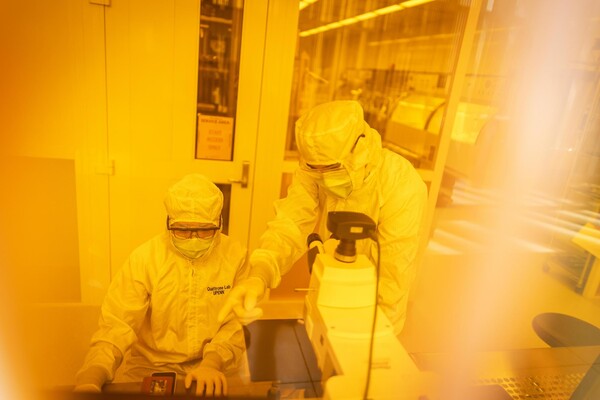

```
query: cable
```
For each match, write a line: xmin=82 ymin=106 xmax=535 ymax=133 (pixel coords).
xmin=363 ymin=231 xmax=380 ymax=400
xmin=306 ymin=233 xmax=324 ymax=274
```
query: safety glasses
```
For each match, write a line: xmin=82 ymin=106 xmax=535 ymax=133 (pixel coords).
xmin=299 ymin=133 xmax=365 ymax=174
xmin=166 ymin=217 xmax=220 ymax=239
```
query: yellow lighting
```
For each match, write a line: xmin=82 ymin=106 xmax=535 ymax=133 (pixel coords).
xmin=338 ymin=19 xmax=356 ymax=26
xmin=373 ymin=5 xmax=403 ymax=15
xmin=401 ymin=0 xmax=434 ymax=7
xmin=367 ymin=26 xmax=518 ymax=47
xmin=355 ymin=12 xmax=377 ymax=21
xmin=299 ymin=0 xmax=435 ymax=38
xmin=299 ymin=0 xmax=318 ymax=11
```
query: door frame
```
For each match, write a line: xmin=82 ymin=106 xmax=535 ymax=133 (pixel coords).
xmin=80 ymin=0 xmax=274 ymax=303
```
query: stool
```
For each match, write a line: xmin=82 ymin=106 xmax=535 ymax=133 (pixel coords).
xmin=532 ymin=312 xmax=600 ymax=347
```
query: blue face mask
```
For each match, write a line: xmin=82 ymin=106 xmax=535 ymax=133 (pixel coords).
xmin=171 ymin=236 xmax=213 ymax=259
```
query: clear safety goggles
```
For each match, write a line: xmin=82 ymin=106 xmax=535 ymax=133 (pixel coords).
xmin=300 ymin=161 xmax=342 ymax=175
xmin=299 ymin=133 xmax=365 ymax=178
xmin=166 ymin=216 xmax=220 ymax=239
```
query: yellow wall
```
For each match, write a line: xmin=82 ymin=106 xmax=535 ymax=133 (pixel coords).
xmin=5 ymin=157 xmax=81 ymax=303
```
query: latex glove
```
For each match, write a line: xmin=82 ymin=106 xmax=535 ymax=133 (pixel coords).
xmin=217 ymin=277 xmax=266 ymax=325
xmin=185 ymin=366 xmax=228 ymax=397
xmin=73 ymin=384 xmax=102 ymax=393
xmin=74 ymin=365 xmax=107 ymax=393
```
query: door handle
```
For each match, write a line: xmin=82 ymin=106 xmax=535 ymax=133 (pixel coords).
xmin=229 ymin=161 xmax=249 ymax=188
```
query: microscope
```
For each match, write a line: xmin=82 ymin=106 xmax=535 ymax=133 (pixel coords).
xmin=306 ymin=211 xmax=378 ymax=309
xmin=303 ymin=211 xmax=434 ymax=399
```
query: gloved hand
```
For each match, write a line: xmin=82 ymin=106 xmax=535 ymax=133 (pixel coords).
xmin=73 ymin=384 xmax=102 ymax=393
xmin=185 ymin=366 xmax=228 ymax=397
xmin=217 ymin=276 xmax=266 ymax=325
xmin=73 ymin=365 xmax=107 ymax=393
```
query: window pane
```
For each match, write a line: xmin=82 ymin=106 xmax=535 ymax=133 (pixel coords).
xmin=195 ymin=1 xmax=244 ymax=161
xmin=445 ymin=0 xmax=600 ymax=295
xmin=287 ymin=0 xmax=469 ymax=169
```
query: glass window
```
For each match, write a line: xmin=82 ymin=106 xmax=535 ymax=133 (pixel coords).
xmin=447 ymin=0 xmax=600 ymax=296
xmin=289 ymin=0 xmax=600 ymax=298
xmin=286 ymin=0 xmax=600 ymax=354
xmin=287 ymin=0 xmax=469 ymax=169
xmin=195 ymin=0 xmax=244 ymax=161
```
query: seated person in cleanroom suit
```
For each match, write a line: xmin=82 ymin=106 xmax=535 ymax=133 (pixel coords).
xmin=219 ymin=100 xmax=428 ymax=336
xmin=75 ymin=173 xmax=248 ymax=397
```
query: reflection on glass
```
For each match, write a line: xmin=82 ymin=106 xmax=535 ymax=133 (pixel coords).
xmin=288 ymin=0 xmax=600 ymax=356
xmin=195 ymin=0 xmax=244 ymax=161
xmin=417 ymin=2 xmax=600 ymax=366
xmin=452 ymin=0 xmax=600 ymax=297
xmin=287 ymin=0 xmax=468 ymax=167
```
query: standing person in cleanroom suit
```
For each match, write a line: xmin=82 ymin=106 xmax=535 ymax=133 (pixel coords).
xmin=219 ymin=100 xmax=428 ymax=335
xmin=75 ymin=174 xmax=248 ymax=397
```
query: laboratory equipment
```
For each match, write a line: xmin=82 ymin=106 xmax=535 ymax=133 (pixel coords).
xmin=303 ymin=211 xmax=436 ymax=399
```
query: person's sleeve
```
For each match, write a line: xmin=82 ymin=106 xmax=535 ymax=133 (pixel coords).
xmin=376 ymin=161 xmax=428 ymax=334
xmin=202 ymin=247 xmax=248 ymax=372
xmin=232 ymin=247 xmax=250 ymax=285
xmin=76 ymin=254 xmax=152 ymax=385
xmin=74 ymin=343 xmax=122 ymax=388
xmin=249 ymin=170 xmax=320 ymax=288
xmin=200 ymin=315 xmax=245 ymax=373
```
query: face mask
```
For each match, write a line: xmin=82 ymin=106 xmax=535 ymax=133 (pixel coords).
xmin=320 ymin=168 xmax=353 ymax=199
xmin=171 ymin=236 xmax=213 ymax=259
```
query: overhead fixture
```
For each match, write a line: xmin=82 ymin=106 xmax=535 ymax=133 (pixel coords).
xmin=367 ymin=26 xmax=519 ymax=47
xmin=299 ymin=0 xmax=318 ymax=11
xmin=299 ymin=0 xmax=435 ymax=37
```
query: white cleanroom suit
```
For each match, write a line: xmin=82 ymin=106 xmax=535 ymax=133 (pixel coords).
xmin=75 ymin=174 xmax=248 ymax=394
xmin=222 ymin=100 xmax=427 ymax=335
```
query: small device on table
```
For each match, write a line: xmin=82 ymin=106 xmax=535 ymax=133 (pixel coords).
xmin=141 ymin=372 xmax=176 ymax=396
